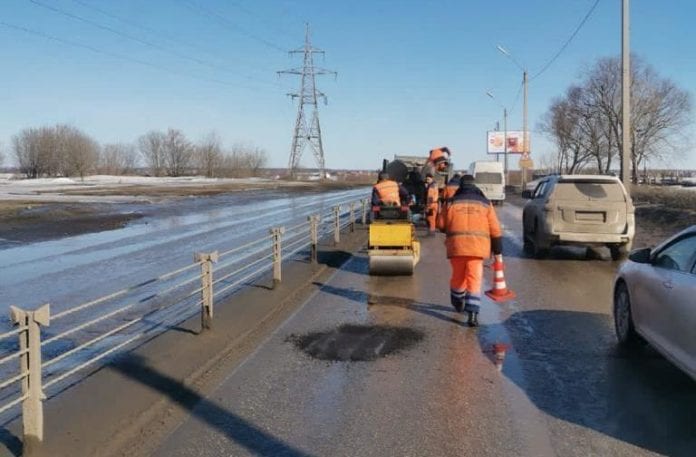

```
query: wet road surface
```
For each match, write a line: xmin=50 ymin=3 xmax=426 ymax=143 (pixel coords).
xmin=149 ymin=203 xmax=696 ymax=457
xmin=0 ymin=188 xmax=367 ymax=401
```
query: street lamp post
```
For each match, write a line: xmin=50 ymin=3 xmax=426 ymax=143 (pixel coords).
xmin=486 ymin=92 xmax=509 ymax=185
xmin=621 ymin=0 xmax=632 ymax=189
xmin=497 ymin=45 xmax=529 ymax=189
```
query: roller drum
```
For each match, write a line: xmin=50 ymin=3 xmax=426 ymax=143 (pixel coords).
xmin=368 ymin=255 xmax=415 ymax=276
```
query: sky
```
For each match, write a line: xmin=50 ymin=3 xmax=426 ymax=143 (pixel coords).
xmin=0 ymin=0 xmax=694 ymax=170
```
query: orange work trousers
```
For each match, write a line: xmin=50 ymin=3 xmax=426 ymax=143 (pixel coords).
xmin=426 ymin=204 xmax=438 ymax=231
xmin=449 ymin=256 xmax=483 ymax=313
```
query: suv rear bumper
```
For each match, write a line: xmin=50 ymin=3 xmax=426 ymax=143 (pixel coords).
xmin=555 ymin=232 xmax=632 ymax=244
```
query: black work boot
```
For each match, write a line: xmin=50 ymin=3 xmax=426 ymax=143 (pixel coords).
xmin=467 ymin=311 xmax=479 ymax=328
xmin=452 ymin=302 xmax=463 ymax=313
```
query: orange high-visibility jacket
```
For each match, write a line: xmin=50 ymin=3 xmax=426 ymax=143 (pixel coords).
xmin=443 ymin=180 xmax=459 ymax=200
xmin=439 ymin=185 xmax=502 ymax=259
xmin=426 ymin=182 xmax=439 ymax=207
xmin=373 ymin=180 xmax=401 ymax=206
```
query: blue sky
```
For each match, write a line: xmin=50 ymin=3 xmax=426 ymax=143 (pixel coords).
xmin=0 ymin=0 xmax=694 ymax=170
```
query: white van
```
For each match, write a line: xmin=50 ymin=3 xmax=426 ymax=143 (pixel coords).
xmin=469 ymin=161 xmax=505 ymax=205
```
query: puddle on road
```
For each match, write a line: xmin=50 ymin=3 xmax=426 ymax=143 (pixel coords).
xmin=289 ymin=324 xmax=424 ymax=362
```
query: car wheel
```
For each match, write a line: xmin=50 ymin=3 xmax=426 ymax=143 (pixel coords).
xmin=610 ymin=243 xmax=631 ymax=261
xmin=523 ymin=227 xmax=533 ymax=255
xmin=613 ymin=281 xmax=641 ymax=347
xmin=532 ymin=222 xmax=549 ymax=259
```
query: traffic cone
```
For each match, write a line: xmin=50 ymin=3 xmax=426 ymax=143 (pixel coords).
xmin=485 ymin=254 xmax=516 ymax=302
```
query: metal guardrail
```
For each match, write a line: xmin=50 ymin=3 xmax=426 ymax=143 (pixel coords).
xmin=0 ymin=196 xmax=370 ymax=447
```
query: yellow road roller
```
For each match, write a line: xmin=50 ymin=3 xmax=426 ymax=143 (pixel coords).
xmin=368 ymin=206 xmax=421 ymax=275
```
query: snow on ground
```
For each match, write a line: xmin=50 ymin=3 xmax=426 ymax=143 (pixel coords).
xmin=0 ymin=174 xmax=289 ymax=203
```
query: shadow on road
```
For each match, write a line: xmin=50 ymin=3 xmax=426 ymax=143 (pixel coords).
xmin=478 ymin=310 xmax=696 ymax=457
xmin=110 ymin=355 xmax=316 ymax=457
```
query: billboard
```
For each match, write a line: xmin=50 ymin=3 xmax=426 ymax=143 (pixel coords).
xmin=487 ymin=131 xmax=531 ymax=154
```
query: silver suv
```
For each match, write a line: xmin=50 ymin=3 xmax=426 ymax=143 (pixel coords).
xmin=522 ymin=175 xmax=635 ymax=260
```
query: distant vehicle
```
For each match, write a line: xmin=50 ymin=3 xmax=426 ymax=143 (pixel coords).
xmin=613 ymin=226 xmax=696 ymax=381
xmin=468 ymin=161 xmax=505 ymax=205
xmin=522 ymin=175 xmax=635 ymax=260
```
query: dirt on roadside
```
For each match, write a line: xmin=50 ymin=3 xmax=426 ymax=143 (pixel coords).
xmin=0 ymin=201 xmax=142 ymax=245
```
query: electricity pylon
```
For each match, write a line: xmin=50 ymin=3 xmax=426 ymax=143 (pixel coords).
xmin=279 ymin=24 xmax=336 ymax=178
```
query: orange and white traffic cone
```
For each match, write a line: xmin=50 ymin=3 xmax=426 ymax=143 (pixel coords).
xmin=485 ymin=254 xmax=516 ymax=302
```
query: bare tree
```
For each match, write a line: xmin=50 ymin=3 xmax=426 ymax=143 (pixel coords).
xmin=163 ymin=129 xmax=192 ymax=177
xmin=100 ymin=143 xmax=139 ymax=175
xmin=246 ymin=146 xmax=268 ymax=176
xmin=222 ymin=143 xmax=268 ymax=178
xmin=0 ymin=144 xmax=5 ymax=169
xmin=13 ymin=126 xmax=59 ymax=178
xmin=194 ymin=132 xmax=223 ymax=178
xmin=542 ymin=54 xmax=692 ymax=181
xmin=58 ymin=125 xmax=100 ymax=179
xmin=138 ymin=131 xmax=166 ymax=177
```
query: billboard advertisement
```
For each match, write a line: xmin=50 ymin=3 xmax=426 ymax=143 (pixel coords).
xmin=487 ymin=131 xmax=531 ymax=154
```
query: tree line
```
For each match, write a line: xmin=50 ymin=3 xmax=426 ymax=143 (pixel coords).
xmin=539 ymin=55 xmax=692 ymax=181
xmin=10 ymin=126 xmax=268 ymax=179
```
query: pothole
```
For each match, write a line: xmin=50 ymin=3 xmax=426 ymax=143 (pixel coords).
xmin=289 ymin=324 xmax=424 ymax=362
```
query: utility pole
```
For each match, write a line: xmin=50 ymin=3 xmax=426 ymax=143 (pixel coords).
xmin=279 ymin=24 xmax=336 ymax=179
xmin=522 ymin=70 xmax=528 ymax=189
xmin=503 ymin=107 xmax=509 ymax=186
xmin=621 ymin=0 xmax=632 ymax=188
xmin=487 ymin=91 xmax=509 ymax=185
xmin=497 ymin=45 xmax=530 ymax=189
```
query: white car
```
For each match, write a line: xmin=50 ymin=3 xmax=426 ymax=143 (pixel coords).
xmin=613 ymin=226 xmax=696 ymax=381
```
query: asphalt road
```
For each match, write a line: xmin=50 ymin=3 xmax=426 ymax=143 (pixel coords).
xmin=148 ymin=203 xmax=696 ymax=457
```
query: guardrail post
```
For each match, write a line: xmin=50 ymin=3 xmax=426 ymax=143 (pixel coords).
xmin=194 ymin=251 xmax=218 ymax=331
xmin=333 ymin=206 xmax=341 ymax=245
xmin=10 ymin=304 xmax=50 ymax=451
xmin=270 ymin=227 xmax=284 ymax=286
xmin=309 ymin=215 xmax=319 ymax=263
xmin=349 ymin=202 xmax=356 ymax=233
xmin=361 ymin=199 xmax=368 ymax=225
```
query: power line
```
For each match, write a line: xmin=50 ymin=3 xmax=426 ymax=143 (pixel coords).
xmin=0 ymin=20 xmax=269 ymax=90
xmin=178 ymin=0 xmax=287 ymax=53
xmin=69 ymin=0 xmax=278 ymax=75
xmin=531 ymin=0 xmax=601 ymax=81
xmin=28 ymin=0 xmax=280 ymax=88
xmin=226 ymin=0 xmax=297 ymax=40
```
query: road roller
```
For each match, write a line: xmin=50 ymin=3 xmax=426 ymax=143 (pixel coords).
xmin=367 ymin=152 xmax=454 ymax=275
xmin=368 ymin=205 xmax=421 ymax=275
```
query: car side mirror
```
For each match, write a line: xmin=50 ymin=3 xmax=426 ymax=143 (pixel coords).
xmin=521 ymin=190 xmax=533 ymax=199
xmin=628 ymin=247 xmax=651 ymax=264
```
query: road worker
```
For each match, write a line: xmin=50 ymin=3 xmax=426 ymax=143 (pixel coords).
xmin=372 ymin=172 xmax=409 ymax=219
xmin=438 ymin=174 xmax=502 ymax=327
xmin=443 ymin=172 xmax=463 ymax=201
xmin=425 ymin=173 xmax=439 ymax=234
xmin=427 ymin=147 xmax=451 ymax=172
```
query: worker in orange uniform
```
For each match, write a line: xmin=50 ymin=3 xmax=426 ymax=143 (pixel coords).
xmin=372 ymin=172 xmax=408 ymax=217
xmin=443 ymin=172 xmax=462 ymax=201
xmin=427 ymin=147 xmax=451 ymax=172
xmin=424 ymin=173 xmax=439 ymax=235
xmin=438 ymin=174 xmax=502 ymax=327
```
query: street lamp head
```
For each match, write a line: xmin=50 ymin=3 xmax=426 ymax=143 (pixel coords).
xmin=496 ymin=45 xmax=510 ymax=56
xmin=486 ymin=91 xmax=495 ymax=99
